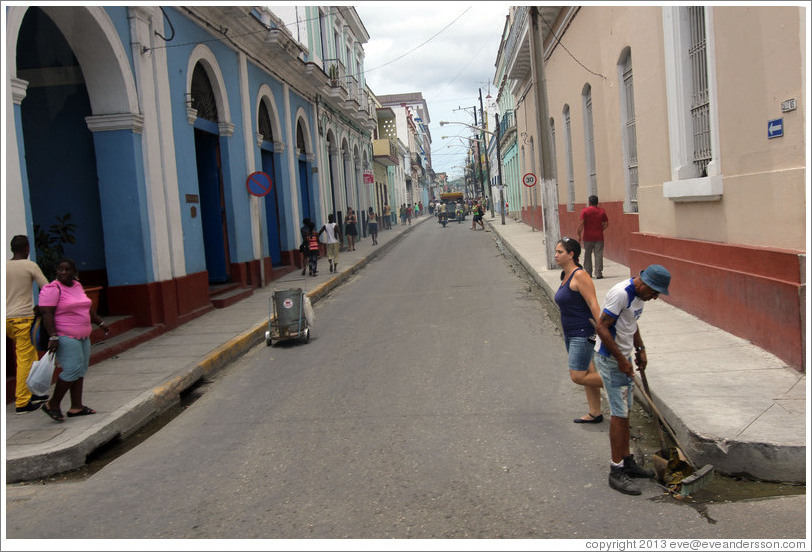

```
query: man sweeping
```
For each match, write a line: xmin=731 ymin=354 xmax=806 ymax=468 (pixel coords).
xmin=593 ymin=264 xmax=672 ymax=495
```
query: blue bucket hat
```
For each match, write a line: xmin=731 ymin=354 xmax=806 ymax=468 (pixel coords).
xmin=640 ymin=264 xmax=671 ymax=295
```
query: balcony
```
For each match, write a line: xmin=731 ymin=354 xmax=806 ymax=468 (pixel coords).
xmin=498 ymin=110 xmax=517 ymax=149
xmin=373 ymin=138 xmax=399 ymax=166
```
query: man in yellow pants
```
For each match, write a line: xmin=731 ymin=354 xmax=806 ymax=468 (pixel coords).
xmin=5 ymin=235 xmax=49 ymax=413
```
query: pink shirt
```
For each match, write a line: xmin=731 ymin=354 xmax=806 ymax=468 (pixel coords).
xmin=39 ymin=280 xmax=93 ymax=339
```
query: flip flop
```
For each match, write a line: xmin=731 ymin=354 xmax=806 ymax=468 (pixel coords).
xmin=573 ymin=413 xmax=604 ymax=424
xmin=67 ymin=406 xmax=96 ymax=417
xmin=42 ymin=404 xmax=65 ymax=423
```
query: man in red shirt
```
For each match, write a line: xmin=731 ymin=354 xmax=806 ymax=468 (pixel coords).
xmin=577 ymin=195 xmax=609 ymax=279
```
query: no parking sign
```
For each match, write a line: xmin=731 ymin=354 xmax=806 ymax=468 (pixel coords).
xmin=246 ymin=171 xmax=273 ymax=197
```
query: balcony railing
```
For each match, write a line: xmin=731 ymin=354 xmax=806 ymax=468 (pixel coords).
xmin=323 ymin=58 xmax=347 ymax=91
xmin=504 ymin=6 xmax=528 ymax=73
xmin=373 ymin=138 xmax=399 ymax=166
xmin=499 ymin=110 xmax=516 ymax=138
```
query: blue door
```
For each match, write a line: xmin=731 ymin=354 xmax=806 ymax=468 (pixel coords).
xmin=298 ymin=157 xmax=311 ymax=222
xmin=261 ymin=150 xmax=282 ymax=266
xmin=194 ymin=129 xmax=230 ymax=283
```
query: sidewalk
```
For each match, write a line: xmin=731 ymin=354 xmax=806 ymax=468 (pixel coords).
xmin=5 ymin=214 xmax=806 ymax=484
xmin=485 ymin=215 xmax=806 ymax=484
xmin=4 ymin=216 xmax=426 ymax=483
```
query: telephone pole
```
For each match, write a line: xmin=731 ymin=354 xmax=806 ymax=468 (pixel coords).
xmin=529 ymin=6 xmax=560 ymax=269
xmin=480 ymin=88 xmax=494 ymax=218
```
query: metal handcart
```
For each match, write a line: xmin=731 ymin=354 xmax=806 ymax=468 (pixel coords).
xmin=265 ymin=287 xmax=310 ymax=346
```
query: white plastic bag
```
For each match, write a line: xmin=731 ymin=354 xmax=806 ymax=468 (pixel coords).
xmin=303 ymin=295 xmax=315 ymax=326
xmin=26 ymin=351 xmax=56 ymax=396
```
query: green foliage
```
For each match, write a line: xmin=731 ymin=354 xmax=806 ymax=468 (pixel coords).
xmin=34 ymin=213 xmax=76 ymax=281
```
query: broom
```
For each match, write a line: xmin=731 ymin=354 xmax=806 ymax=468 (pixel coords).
xmin=637 ymin=368 xmax=715 ymax=497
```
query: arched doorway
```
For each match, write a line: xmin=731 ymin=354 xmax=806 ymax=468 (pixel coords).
xmin=296 ymin=120 xmax=312 ymax=222
xmin=191 ymin=63 xmax=230 ymax=284
xmin=258 ymin=100 xmax=283 ymax=266
xmin=16 ymin=7 xmax=107 ymax=291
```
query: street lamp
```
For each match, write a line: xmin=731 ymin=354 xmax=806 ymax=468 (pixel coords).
xmin=440 ymin=120 xmax=505 ymax=225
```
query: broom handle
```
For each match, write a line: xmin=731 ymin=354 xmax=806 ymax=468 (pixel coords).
xmin=635 ymin=372 xmax=698 ymax=471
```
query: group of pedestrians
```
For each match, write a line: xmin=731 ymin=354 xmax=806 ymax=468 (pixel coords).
xmin=298 ymin=204 xmax=391 ymax=277
xmin=553 ymin=228 xmax=672 ymax=496
xmin=6 ymin=235 xmax=107 ymax=423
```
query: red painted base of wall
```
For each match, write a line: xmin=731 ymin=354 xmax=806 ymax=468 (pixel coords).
xmin=107 ymin=271 xmax=211 ymax=328
xmin=629 ymin=233 xmax=805 ymax=371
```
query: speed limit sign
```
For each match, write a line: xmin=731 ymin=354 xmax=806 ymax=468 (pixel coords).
xmin=523 ymin=173 xmax=537 ymax=187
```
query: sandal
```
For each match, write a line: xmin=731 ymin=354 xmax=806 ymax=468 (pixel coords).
xmin=573 ymin=413 xmax=603 ymax=424
xmin=67 ymin=406 xmax=96 ymax=417
xmin=42 ymin=404 xmax=65 ymax=423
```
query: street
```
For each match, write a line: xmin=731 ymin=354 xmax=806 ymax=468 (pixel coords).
xmin=5 ymin=219 xmax=806 ymax=540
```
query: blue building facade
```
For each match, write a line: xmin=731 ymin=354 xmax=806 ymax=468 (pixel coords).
xmin=5 ymin=6 xmax=374 ymax=327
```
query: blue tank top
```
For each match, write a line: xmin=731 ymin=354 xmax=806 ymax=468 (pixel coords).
xmin=554 ymin=268 xmax=594 ymax=338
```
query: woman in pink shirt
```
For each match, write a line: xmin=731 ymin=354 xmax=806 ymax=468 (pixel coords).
xmin=39 ymin=259 xmax=109 ymax=422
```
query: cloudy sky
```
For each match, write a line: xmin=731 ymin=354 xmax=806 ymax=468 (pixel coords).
xmin=354 ymin=2 xmax=512 ymax=180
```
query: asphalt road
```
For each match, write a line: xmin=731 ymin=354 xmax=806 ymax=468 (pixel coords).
xmin=5 ymin=218 xmax=807 ymax=542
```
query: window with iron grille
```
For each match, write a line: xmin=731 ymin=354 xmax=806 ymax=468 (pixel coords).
xmin=689 ymin=6 xmax=711 ymax=176
xmin=191 ymin=64 xmax=217 ymax=122
xmin=662 ymin=6 xmax=721 ymax=201
xmin=582 ymin=84 xmax=597 ymax=198
xmin=563 ymin=104 xmax=575 ymax=211
xmin=619 ymin=49 xmax=639 ymax=212
xmin=258 ymin=101 xmax=273 ymax=144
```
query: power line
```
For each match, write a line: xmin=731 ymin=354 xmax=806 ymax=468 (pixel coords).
xmin=364 ymin=7 xmax=471 ymax=74
xmin=538 ymin=9 xmax=606 ymax=80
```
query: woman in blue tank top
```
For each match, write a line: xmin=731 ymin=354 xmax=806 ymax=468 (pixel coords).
xmin=554 ymin=237 xmax=605 ymax=423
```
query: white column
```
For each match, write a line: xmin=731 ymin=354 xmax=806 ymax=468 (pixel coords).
xmin=5 ymin=78 xmax=30 ymax=239
xmin=128 ymin=6 xmax=186 ymax=280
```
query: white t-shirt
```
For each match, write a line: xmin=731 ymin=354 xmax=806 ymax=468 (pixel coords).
xmin=594 ymin=278 xmax=645 ymax=360
xmin=322 ymin=222 xmax=339 ymax=244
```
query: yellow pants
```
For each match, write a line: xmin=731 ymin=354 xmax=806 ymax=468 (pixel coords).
xmin=6 ymin=317 xmax=37 ymax=407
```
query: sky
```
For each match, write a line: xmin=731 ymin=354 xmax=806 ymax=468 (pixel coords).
xmin=354 ymin=2 xmax=512 ymax=181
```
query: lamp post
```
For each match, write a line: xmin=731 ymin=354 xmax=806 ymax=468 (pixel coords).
xmin=439 ymin=119 xmax=505 ymax=225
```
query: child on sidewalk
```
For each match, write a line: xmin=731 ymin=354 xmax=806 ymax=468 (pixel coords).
xmin=306 ymin=225 xmax=320 ymax=276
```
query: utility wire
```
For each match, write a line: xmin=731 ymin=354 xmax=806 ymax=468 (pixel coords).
xmin=538 ymin=8 xmax=606 ymax=80
xmin=364 ymin=7 xmax=471 ymax=74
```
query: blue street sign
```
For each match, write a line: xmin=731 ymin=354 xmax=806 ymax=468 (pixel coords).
xmin=767 ymin=118 xmax=783 ymax=139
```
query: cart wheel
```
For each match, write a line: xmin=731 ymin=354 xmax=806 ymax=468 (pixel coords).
xmin=266 ymin=337 xmax=273 ymax=347
xmin=303 ymin=328 xmax=310 ymax=343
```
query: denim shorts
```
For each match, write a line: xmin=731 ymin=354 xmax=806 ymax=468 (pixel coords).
xmin=564 ymin=336 xmax=594 ymax=372
xmin=594 ymin=352 xmax=634 ymax=418
xmin=55 ymin=336 xmax=91 ymax=382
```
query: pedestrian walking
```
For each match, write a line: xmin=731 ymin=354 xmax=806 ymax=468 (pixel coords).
xmin=6 ymin=235 xmax=50 ymax=413
xmin=577 ymin=195 xmax=609 ymax=279
xmin=306 ymin=225 xmax=320 ymax=277
xmin=345 ymin=207 xmax=358 ymax=251
xmin=318 ymin=214 xmax=342 ymax=273
xmin=553 ymin=238 xmax=604 ymax=424
xmin=39 ymin=258 xmax=110 ymax=423
xmin=471 ymin=202 xmax=485 ymax=230
xmin=593 ymin=264 xmax=671 ymax=495
xmin=299 ymin=217 xmax=312 ymax=276
xmin=366 ymin=207 xmax=379 ymax=245
xmin=383 ymin=203 xmax=392 ymax=229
